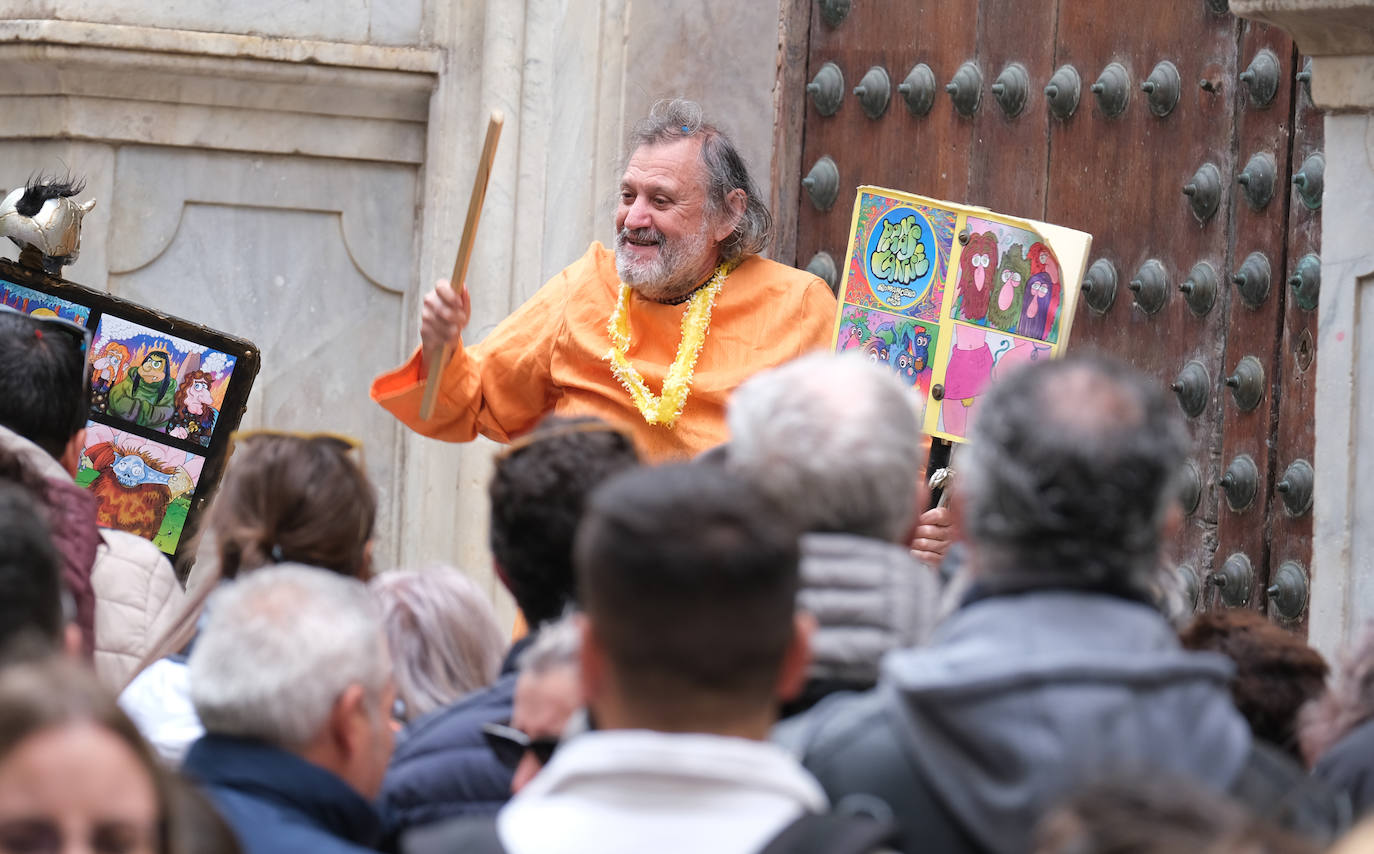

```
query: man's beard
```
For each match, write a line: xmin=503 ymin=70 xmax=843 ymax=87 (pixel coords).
xmin=615 ymin=219 xmax=714 ymax=303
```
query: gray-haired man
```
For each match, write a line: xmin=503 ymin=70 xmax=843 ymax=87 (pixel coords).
xmin=790 ymin=356 xmax=1346 ymax=853
xmin=372 ymin=98 xmax=837 ymax=462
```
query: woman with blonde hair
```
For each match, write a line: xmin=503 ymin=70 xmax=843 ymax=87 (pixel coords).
xmin=371 ymin=568 xmax=505 ymax=724
xmin=120 ymin=432 xmax=377 ymax=761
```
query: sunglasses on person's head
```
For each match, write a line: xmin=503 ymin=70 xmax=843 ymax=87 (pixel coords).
xmin=482 ymin=721 xmax=559 ymax=769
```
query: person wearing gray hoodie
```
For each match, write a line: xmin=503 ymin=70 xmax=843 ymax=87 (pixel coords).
xmin=785 ymin=355 xmax=1347 ymax=853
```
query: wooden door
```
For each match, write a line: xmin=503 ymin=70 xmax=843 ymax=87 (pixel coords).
xmin=784 ymin=0 xmax=1322 ymax=625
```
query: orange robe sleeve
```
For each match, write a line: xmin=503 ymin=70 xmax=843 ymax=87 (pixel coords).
xmin=370 ymin=257 xmax=582 ymax=445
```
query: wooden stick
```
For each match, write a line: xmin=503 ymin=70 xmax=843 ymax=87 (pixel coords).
xmin=419 ymin=109 xmax=505 ymax=421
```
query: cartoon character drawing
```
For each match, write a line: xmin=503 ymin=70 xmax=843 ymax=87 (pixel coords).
xmin=89 ymin=342 xmax=129 ymax=414
xmin=83 ymin=441 xmax=194 ymax=541
xmin=1017 ymin=272 xmax=1055 ymax=340
xmin=167 ymin=370 xmax=219 ymax=447
xmin=941 ymin=326 xmax=995 ymax=438
xmin=862 ymin=336 xmax=890 ymax=368
xmin=954 ymin=232 xmax=999 ymax=323
xmin=837 ymin=312 xmax=871 ymax=351
xmin=107 ymin=350 xmax=176 ymax=429
xmin=910 ymin=330 xmax=931 ymax=374
xmin=985 ymin=244 xmax=1029 ymax=333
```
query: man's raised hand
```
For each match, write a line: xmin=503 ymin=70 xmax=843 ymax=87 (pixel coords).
xmin=420 ymin=278 xmax=471 ymax=372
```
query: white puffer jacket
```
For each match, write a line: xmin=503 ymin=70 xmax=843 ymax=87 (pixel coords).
xmin=92 ymin=529 xmax=187 ymax=690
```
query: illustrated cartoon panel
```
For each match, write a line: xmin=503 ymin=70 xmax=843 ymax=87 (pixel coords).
xmin=951 ymin=217 xmax=1065 ymax=345
xmin=842 ymin=192 xmax=957 ymax=324
xmin=926 ymin=321 xmax=1054 ymax=442
xmin=836 ymin=304 xmax=940 ymax=402
xmin=76 ymin=422 xmax=206 ymax=555
xmin=89 ymin=316 xmax=236 ymax=448
xmin=0 ymin=279 xmax=90 ymax=324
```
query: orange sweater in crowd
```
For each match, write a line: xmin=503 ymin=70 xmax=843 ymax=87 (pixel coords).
xmin=371 ymin=242 xmax=837 ymax=461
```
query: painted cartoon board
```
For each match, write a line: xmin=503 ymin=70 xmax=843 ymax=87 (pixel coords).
xmin=0 ymin=260 xmax=259 ymax=569
xmin=830 ymin=186 xmax=1092 ymax=443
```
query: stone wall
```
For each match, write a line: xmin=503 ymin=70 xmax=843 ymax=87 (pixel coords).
xmin=0 ymin=1 xmax=785 ymax=624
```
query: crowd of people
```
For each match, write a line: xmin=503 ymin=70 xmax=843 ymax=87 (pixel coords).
xmin=2 ymin=98 xmax=1373 ymax=854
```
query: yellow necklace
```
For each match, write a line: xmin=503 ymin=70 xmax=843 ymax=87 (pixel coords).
xmin=605 ymin=262 xmax=729 ymax=427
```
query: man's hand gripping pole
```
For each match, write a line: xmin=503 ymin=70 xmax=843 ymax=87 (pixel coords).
xmin=420 ymin=109 xmax=505 ymax=421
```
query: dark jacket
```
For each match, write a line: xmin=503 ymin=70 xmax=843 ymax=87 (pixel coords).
xmin=1314 ymin=717 xmax=1374 ymax=818
xmin=786 ymin=590 xmax=1347 ymax=853
xmin=378 ymin=670 xmax=517 ymax=837
xmin=183 ymin=734 xmax=383 ymax=854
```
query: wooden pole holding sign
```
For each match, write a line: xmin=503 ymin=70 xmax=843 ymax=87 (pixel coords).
xmin=419 ymin=109 xmax=505 ymax=421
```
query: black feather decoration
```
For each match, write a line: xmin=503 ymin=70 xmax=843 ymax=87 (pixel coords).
xmin=16 ymin=172 xmax=86 ymax=217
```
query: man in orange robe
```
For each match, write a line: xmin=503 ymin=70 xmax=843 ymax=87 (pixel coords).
xmin=371 ymin=99 xmax=837 ymax=462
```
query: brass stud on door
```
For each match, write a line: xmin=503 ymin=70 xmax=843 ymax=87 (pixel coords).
xmin=945 ymin=61 xmax=983 ymax=118
xmin=1179 ymin=460 xmax=1202 ymax=515
xmin=818 ymin=0 xmax=850 ymax=27
xmin=1206 ymin=0 xmax=1230 ymax=14
xmin=1091 ymin=62 xmax=1131 ymax=117
xmin=1276 ymin=459 xmax=1314 ymax=516
xmin=1224 ymin=355 xmax=1265 ymax=412
xmin=1268 ymin=561 xmax=1309 ymax=621
xmin=1293 ymin=152 xmax=1324 ymax=210
xmin=1219 ymin=454 xmax=1259 ymax=511
xmin=991 ymin=63 xmax=1029 ymax=118
xmin=805 ymin=251 xmax=839 ymax=294
xmin=1128 ymin=259 xmax=1169 ymax=315
xmin=1080 ymin=258 xmax=1118 ymax=313
xmin=898 ymin=63 xmax=937 ymax=116
xmin=1289 ymin=253 xmax=1320 ymax=311
xmin=1170 ymin=360 xmax=1210 ymax=418
xmin=1182 ymin=163 xmax=1222 ymax=223
xmin=853 ymin=66 xmax=892 ymax=119
xmin=807 ymin=62 xmax=845 ymax=117
xmin=1045 ymin=65 xmax=1081 ymax=119
xmin=1141 ymin=61 xmax=1181 ymax=117
xmin=1296 ymin=58 xmax=1313 ymax=100
xmin=802 ymin=156 xmax=839 ymax=211
xmin=1178 ymin=564 xmax=1201 ymax=611
xmin=1179 ymin=261 xmax=1218 ymax=316
xmin=1209 ymin=553 xmax=1253 ymax=607
xmin=1240 ymin=49 xmax=1281 ymax=107
xmin=1236 ymin=152 xmax=1277 ymax=209
xmin=1231 ymin=252 xmax=1272 ymax=309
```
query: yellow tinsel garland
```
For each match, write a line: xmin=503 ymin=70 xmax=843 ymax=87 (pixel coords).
xmin=605 ymin=262 xmax=729 ymax=427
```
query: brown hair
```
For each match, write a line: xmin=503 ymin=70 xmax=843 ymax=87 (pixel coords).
xmin=1179 ymin=609 xmax=1328 ymax=759
xmin=172 ymin=369 xmax=214 ymax=413
xmin=0 ymin=657 xmax=173 ymax=853
xmin=1300 ymin=625 xmax=1374 ymax=767
xmin=127 ymin=434 xmax=376 ymax=687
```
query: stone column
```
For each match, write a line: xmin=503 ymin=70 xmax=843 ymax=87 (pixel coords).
xmin=1232 ymin=0 xmax=1374 ymax=657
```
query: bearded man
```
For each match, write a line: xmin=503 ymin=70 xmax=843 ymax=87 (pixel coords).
xmin=371 ymin=99 xmax=837 ymax=461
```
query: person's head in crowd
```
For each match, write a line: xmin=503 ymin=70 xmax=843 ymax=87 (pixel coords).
xmin=1180 ymin=609 xmax=1328 ymax=759
xmin=135 ymin=432 xmax=377 ymax=676
xmin=0 ymin=658 xmax=173 ymax=854
xmin=1033 ymin=777 xmax=1319 ymax=854
xmin=0 ymin=479 xmax=69 ymax=660
xmin=725 ymin=352 xmax=925 ymax=544
xmin=371 ymin=567 xmax=505 ymax=724
xmin=487 ymin=616 xmax=583 ymax=794
xmin=1300 ymin=624 xmax=1374 ymax=768
xmin=0 ymin=310 xmax=87 ymax=470
xmin=574 ymin=463 xmax=809 ymax=738
xmin=189 ymin=565 xmax=396 ymax=801
xmin=961 ymin=355 xmax=1188 ymax=597
xmin=489 ymin=416 xmax=640 ymax=629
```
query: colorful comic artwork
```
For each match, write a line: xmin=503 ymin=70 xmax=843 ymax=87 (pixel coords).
xmin=952 ymin=217 xmax=1065 ymax=344
xmin=933 ymin=322 xmax=1053 ymax=440
xmin=0 ymin=279 xmax=91 ymax=324
xmin=837 ymin=305 xmax=939 ymax=405
xmin=88 ymin=316 xmax=236 ymax=448
xmin=76 ymin=422 xmax=206 ymax=555
xmin=842 ymin=192 xmax=957 ymax=324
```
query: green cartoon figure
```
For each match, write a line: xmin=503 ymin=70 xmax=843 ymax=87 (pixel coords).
xmin=108 ymin=350 xmax=176 ymax=429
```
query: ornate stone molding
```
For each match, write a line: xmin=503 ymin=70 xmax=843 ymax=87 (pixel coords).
xmin=0 ymin=19 xmax=439 ymax=162
xmin=1231 ymin=0 xmax=1374 ymax=56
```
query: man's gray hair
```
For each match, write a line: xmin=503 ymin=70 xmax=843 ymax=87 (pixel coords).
xmin=370 ymin=567 xmax=505 ymax=721
xmin=627 ymin=98 xmax=772 ymax=264
xmin=516 ymin=613 xmax=580 ymax=676
xmin=726 ymin=353 xmax=925 ymax=543
xmin=962 ymin=355 xmax=1189 ymax=592
xmin=189 ymin=564 xmax=390 ymax=749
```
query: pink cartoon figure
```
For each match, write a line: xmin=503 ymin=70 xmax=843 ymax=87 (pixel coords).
xmin=940 ymin=326 xmax=994 ymax=438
